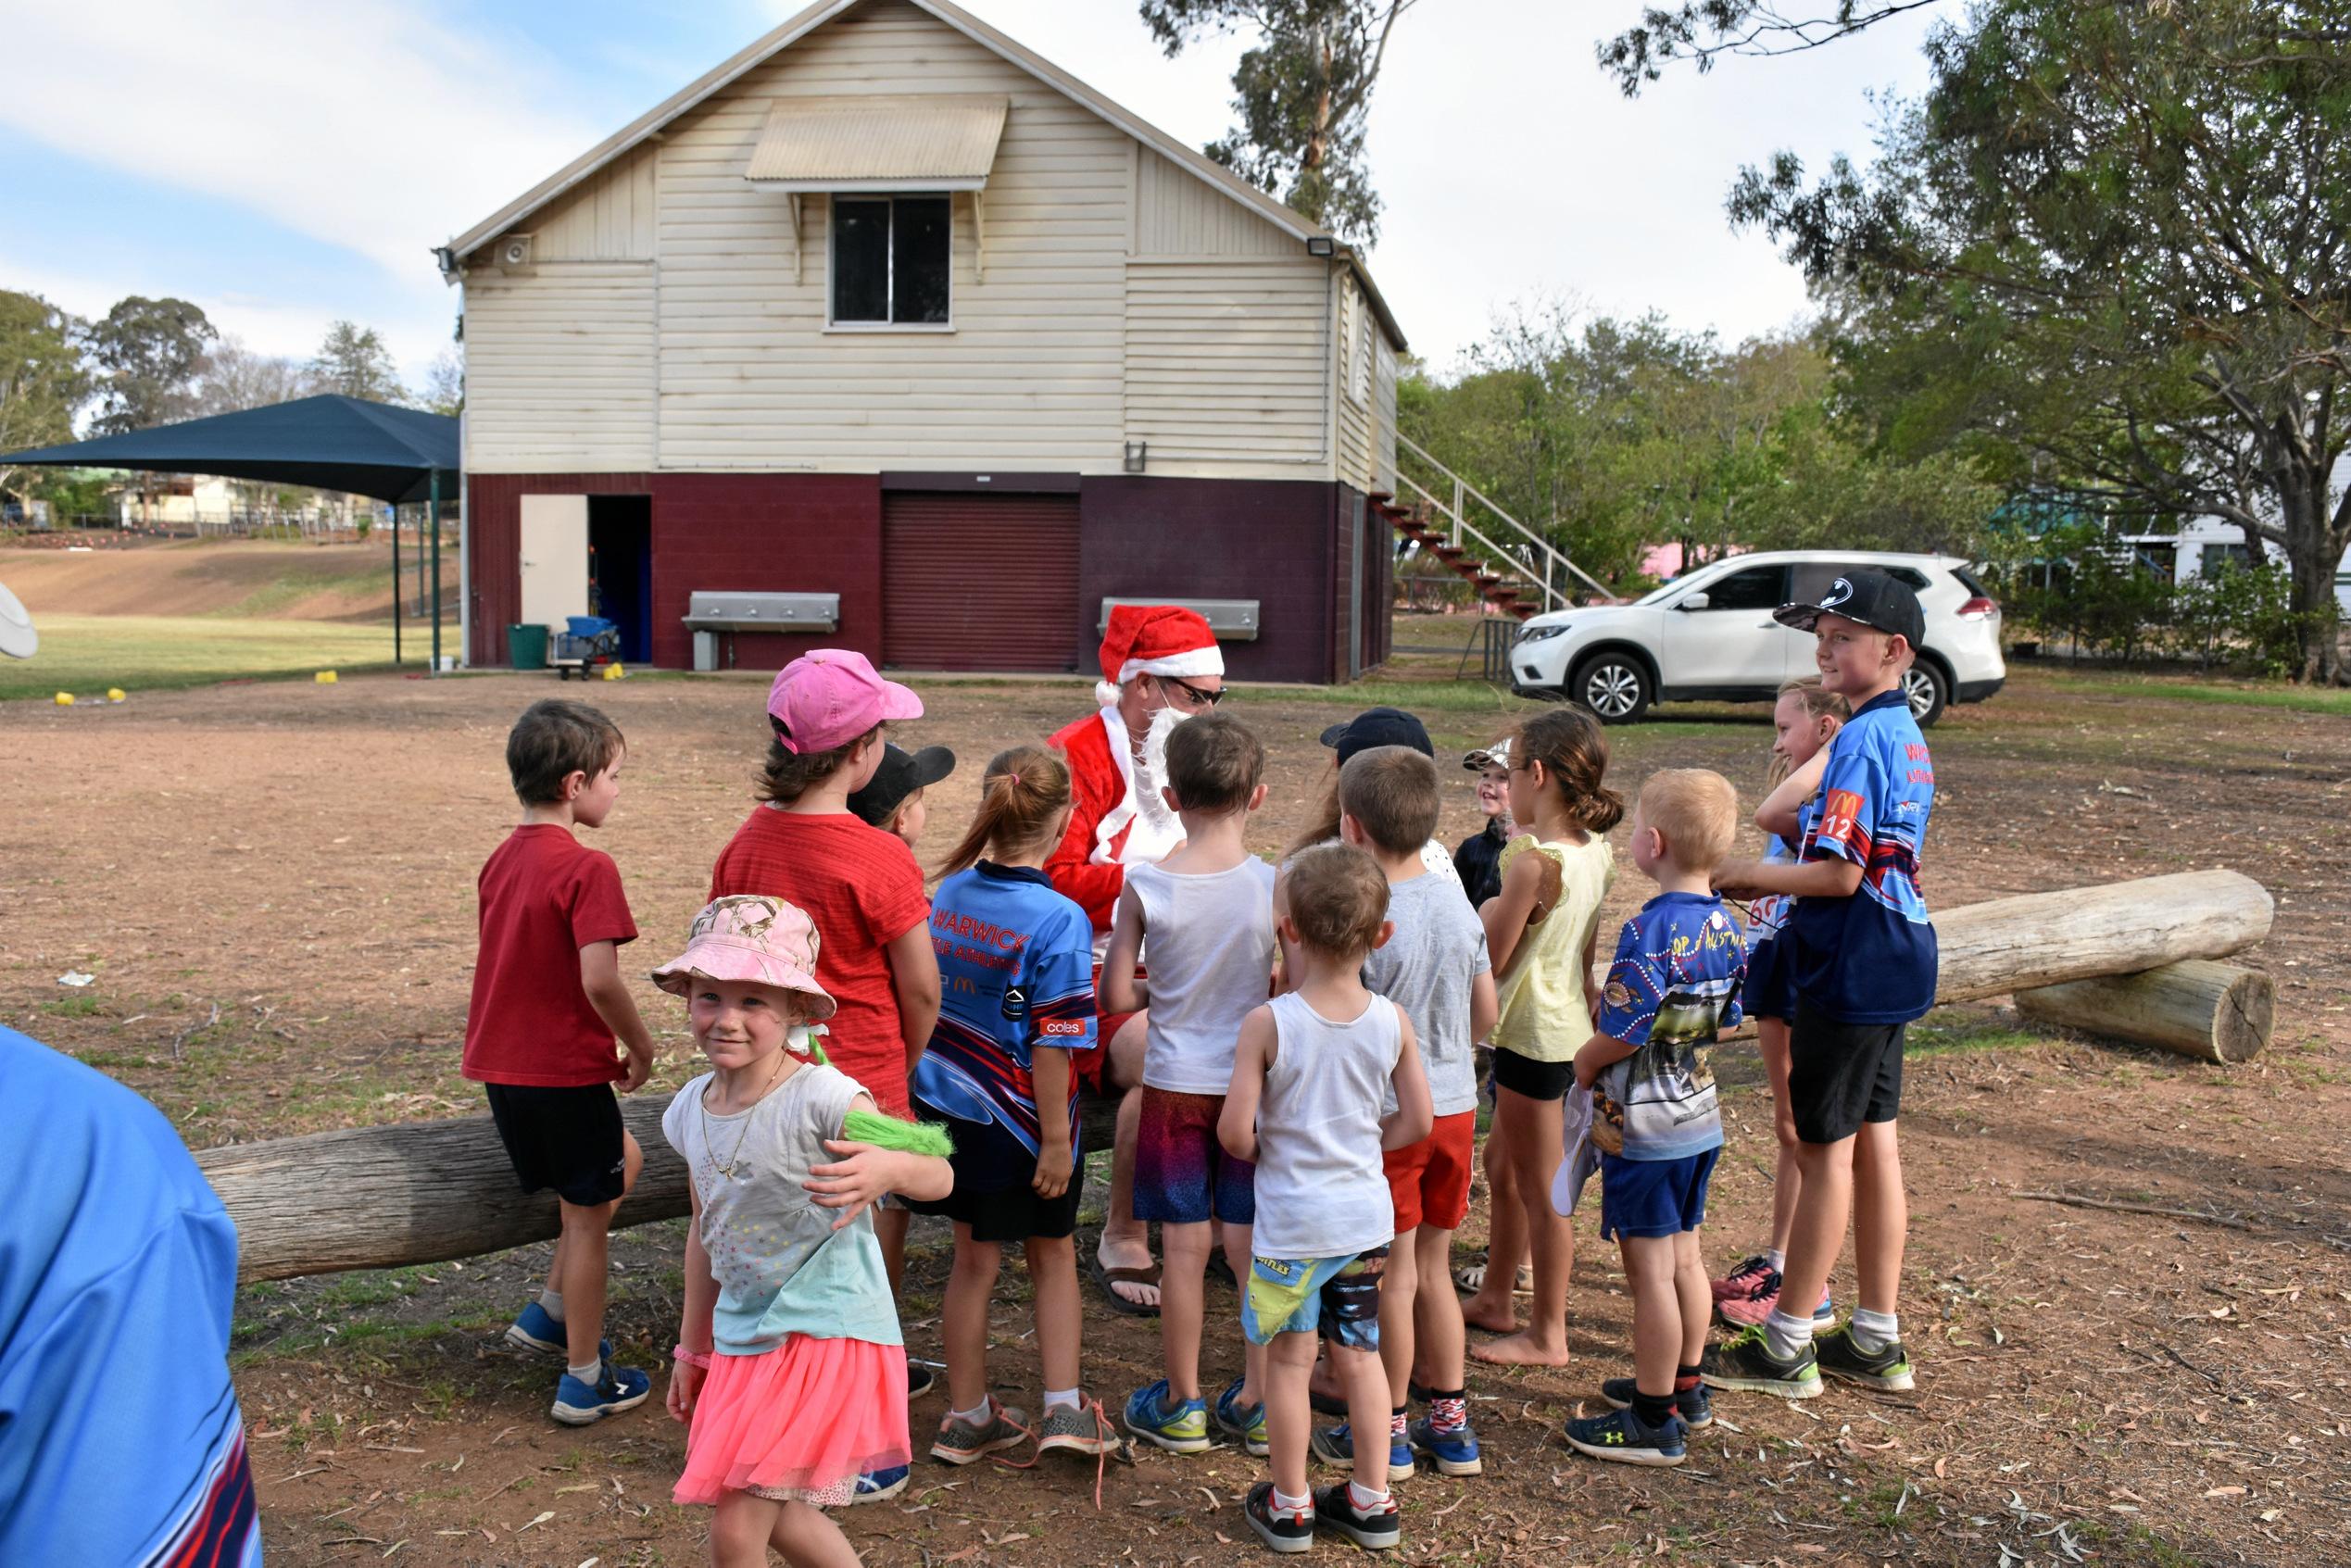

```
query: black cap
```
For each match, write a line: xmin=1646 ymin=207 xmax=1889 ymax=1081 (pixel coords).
xmin=1319 ymin=707 xmax=1434 ymax=765
xmin=849 ymin=744 xmax=956 ymax=826
xmin=1772 ymin=570 xmax=1926 ymax=647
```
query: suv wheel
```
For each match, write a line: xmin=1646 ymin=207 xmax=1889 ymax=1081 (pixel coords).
xmin=1903 ymin=660 xmax=1950 ymax=727
xmin=1571 ymin=652 xmax=1653 ymax=723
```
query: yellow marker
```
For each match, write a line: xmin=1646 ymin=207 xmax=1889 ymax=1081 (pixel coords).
xmin=107 ymin=688 xmax=127 ymax=703
xmin=315 ymin=671 xmax=338 ymax=684
xmin=53 ymin=691 xmax=74 ymax=707
xmin=601 ymin=662 xmax=626 ymax=681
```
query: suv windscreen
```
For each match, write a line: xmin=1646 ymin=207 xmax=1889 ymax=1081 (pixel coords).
xmin=1688 ymin=564 xmax=1789 ymax=611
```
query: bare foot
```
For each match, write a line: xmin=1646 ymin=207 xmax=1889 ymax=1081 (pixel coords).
xmin=1470 ymin=1330 xmax=1574 ymax=1368
xmin=1460 ymin=1298 xmax=1524 ymax=1336
xmin=1096 ymin=1232 xmax=1161 ymax=1311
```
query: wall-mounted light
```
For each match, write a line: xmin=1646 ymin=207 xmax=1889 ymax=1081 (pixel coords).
xmin=1306 ymin=236 xmax=1336 ymax=257
xmin=1123 ymin=441 xmax=1148 ymax=473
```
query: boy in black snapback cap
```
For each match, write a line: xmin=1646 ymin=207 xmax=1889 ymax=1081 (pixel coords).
xmin=1704 ymin=569 xmax=1935 ymax=1400
xmin=849 ymin=743 xmax=958 ymax=850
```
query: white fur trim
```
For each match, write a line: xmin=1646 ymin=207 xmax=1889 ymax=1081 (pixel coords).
xmin=1093 ymin=679 xmax=1123 ymax=708
xmin=1116 ymin=645 xmax=1224 ymax=684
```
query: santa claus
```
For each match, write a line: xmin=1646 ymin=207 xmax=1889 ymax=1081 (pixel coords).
xmin=1047 ymin=604 xmax=1225 ymax=1314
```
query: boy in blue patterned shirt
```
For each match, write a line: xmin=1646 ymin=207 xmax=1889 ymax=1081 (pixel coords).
xmin=1707 ymin=570 xmax=1936 ymax=1401
xmin=1565 ymin=769 xmax=1748 ymax=1467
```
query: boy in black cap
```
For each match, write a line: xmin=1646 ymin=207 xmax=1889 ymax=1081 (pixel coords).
xmin=1704 ymin=570 xmax=1935 ymax=1400
xmin=850 ymin=743 xmax=958 ymax=851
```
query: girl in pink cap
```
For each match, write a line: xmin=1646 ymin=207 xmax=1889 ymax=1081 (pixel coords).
xmin=656 ymin=894 xmax=952 ymax=1566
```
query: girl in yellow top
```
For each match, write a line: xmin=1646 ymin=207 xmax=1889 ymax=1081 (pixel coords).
xmin=1466 ymin=707 xmax=1620 ymax=1368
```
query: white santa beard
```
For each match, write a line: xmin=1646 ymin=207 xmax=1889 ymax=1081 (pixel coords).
xmin=1131 ymin=705 xmax=1188 ymax=843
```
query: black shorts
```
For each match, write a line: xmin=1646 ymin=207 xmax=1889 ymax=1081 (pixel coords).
xmin=909 ymin=1176 xmax=1082 ymax=1244
xmin=1786 ymin=1003 xmax=1906 ymax=1145
xmin=1490 ymin=1046 xmax=1575 ymax=1103
xmin=484 ymin=1083 xmax=628 ymax=1207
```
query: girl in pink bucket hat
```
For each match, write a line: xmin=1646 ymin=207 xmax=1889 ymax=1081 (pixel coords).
xmin=655 ymin=894 xmax=953 ymax=1560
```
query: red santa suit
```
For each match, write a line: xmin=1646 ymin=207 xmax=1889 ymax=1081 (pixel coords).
xmin=1045 ymin=604 xmax=1224 ymax=931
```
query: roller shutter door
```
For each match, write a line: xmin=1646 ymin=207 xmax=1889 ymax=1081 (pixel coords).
xmin=881 ymin=492 xmax=1081 ymax=671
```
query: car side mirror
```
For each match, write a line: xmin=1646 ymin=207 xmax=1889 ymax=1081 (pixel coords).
xmin=1676 ymin=591 xmax=1710 ymax=611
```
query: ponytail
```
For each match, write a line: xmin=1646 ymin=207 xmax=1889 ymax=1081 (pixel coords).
xmin=1515 ymin=707 xmax=1624 ymax=834
xmin=935 ymin=745 xmax=1074 ymax=877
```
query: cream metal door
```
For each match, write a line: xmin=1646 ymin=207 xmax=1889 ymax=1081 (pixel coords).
xmin=518 ymin=495 xmax=589 ymax=631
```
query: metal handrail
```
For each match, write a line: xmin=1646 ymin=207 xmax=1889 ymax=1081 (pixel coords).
xmin=1395 ymin=432 xmax=1615 ymax=605
xmin=1396 ymin=473 xmax=1553 ymax=608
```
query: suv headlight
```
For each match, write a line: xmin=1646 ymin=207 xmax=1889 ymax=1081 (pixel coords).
xmin=1515 ymin=623 xmax=1570 ymax=646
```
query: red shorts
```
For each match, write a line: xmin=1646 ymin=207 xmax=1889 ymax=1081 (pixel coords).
xmin=1383 ymin=1110 xmax=1477 ymax=1233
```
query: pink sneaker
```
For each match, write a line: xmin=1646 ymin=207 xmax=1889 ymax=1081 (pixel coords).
xmin=1715 ymin=1266 xmax=1784 ymax=1327
xmin=1710 ymin=1254 xmax=1773 ymax=1304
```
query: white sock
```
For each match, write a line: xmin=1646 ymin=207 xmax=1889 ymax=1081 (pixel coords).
xmin=1043 ymin=1386 xmax=1081 ymax=1413
xmin=537 ymin=1288 xmax=565 ymax=1321
xmin=567 ymin=1357 xmax=602 ymax=1387
xmin=949 ymin=1399 xmax=992 ymax=1425
xmin=1762 ymin=1248 xmax=1785 ymax=1274
xmin=1348 ymin=1480 xmax=1391 ymax=1512
xmin=1273 ymin=1487 xmax=1313 ymax=1516
xmin=1762 ymin=1307 xmax=1816 ymax=1364
xmin=1848 ymin=1307 xmax=1900 ymax=1353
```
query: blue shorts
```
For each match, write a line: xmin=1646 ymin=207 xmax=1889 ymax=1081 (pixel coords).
xmin=1746 ymin=935 xmax=1796 ymax=1023
xmin=1133 ymin=1087 xmax=1256 ymax=1226
xmin=1240 ymin=1248 xmax=1388 ymax=1348
xmin=1597 ymin=1148 xmax=1718 ymax=1242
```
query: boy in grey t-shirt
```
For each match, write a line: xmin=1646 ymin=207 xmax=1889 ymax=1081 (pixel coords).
xmin=1325 ymin=746 xmax=1499 ymax=1479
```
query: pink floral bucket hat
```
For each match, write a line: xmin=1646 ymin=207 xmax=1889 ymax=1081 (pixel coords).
xmin=650 ymin=895 xmax=837 ymax=1021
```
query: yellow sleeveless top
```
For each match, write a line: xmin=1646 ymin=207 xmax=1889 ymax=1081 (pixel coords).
xmin=1490 ymin=833 xmax=1616 ymax=1062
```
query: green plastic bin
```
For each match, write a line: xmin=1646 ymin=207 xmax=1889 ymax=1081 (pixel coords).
xmin=507 ymin=622 xmax=549 ymax=670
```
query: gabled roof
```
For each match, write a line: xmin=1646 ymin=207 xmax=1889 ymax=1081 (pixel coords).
xmin=438 ymin=0 xmax=1404 ymax=349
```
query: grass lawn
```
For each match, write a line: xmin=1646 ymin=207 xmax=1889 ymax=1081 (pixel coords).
xmin=0 ymin=613 xmax=432 ymax=701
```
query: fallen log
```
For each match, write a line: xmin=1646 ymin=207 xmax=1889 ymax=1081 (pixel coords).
xmin=197 ymin=868 xmax=2272 ymax=1283
xmin=2014 ymin=959 xmax=2274 ymax=1063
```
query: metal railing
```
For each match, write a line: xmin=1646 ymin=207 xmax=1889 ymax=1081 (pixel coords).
xmin=1394 ymin=433 xmax=1614 ymax=612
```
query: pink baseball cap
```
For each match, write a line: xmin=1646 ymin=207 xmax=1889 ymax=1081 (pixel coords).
xmin=650 ymin=895 xmax=837 ymax=1019
xmin=766 ymin=648 xmax=923 ymax=753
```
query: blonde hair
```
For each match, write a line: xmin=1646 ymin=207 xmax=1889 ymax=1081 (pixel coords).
xmin=1284 ymin=843 xmax=1390 ymax=959
xmin=1637 ymin=769 xmax=1741 ymax=874
xmin=1765 ymin=679 xmax=1851 ymax=790
xmin=935 ymin=745 xmax=1071 ymax=876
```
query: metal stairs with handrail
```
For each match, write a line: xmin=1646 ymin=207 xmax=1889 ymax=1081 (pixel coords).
xmin=1370 ymin=433 xmax=1615 ymax=621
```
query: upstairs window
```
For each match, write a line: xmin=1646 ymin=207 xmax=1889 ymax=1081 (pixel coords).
xmin=832 ymin=195 xmax=951 ymax=326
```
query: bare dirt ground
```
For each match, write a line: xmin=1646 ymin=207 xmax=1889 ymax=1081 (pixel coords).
xmin=5 ymin=658 xmax=2350 ymax=1568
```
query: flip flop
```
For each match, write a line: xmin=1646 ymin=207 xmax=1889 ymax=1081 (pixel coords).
xmin=1087 ymin=1249 xmax=1163 ymax=1318
xmin=1453 ymin=1261 xmax=1535 ymax=1297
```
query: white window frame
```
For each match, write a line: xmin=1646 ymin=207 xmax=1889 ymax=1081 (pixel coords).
xmin=825 ymin=193 xmax=955 ymax=333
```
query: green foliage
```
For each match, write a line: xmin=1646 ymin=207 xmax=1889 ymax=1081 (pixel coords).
xmin=308 ymin=320 xmax=407 ymax=404
xmin=1139 ymin=0 xmax=1422 ymax=244
xmin=0 ymin=290 xmax=90 ymax=502
xmin=1598 ymin=2 xmax=1939 ymax=95
xmin=84 ymin=295 xmax=214 ymax=435
xmin=420 ymin=347 xmax=464 ymax=417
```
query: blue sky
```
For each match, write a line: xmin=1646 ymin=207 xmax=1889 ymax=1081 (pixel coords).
xmin=0 ymin=0 xmax=1936 ymax=390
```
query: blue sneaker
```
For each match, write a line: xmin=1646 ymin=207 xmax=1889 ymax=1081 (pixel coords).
xmin=1213 ymin=1377 xmax=1269 ymax=1457
xmin=504 ymin=1302 xmax=610 ymax=1361
xmin=1406 ymin=1415 xmax=1482 ymax=1477
xmin=549 ymin=1362 xmax=650 ymax=1425
xmin=850 ymin=1464 xmax=909 ymax=1505
xmin=1124 ymin=1379 xmax=1211 ymax=1453
xmin=1309 ymin=1419 xmax=1414 ymax=1484
xmin=1562 ymin=1405 xmax=1686 ymax=1467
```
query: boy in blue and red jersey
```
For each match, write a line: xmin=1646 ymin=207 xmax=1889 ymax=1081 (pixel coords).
xmin=1705 ymin=571 xmax=1936 ymax=1400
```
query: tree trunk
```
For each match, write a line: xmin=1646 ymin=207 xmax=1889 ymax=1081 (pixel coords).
xmin=2015 ymin=960 xmax=2273 ymax=1064
xmin=196 ymin=869 xmax=2273 ymax=1284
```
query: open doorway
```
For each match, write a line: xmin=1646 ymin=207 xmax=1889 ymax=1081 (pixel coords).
xmin=588 ymin=495 xmax=653 ymax=664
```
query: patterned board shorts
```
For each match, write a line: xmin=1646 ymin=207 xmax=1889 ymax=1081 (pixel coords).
xmin=1240 ymin=1246 xmax=1389 ymax=1349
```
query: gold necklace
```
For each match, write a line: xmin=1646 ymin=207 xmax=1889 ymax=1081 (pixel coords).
xmin=700 ymin=1052 xmax=787 ymax=1184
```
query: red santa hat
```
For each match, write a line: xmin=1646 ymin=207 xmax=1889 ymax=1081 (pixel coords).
xmin=1096 ymin=603 xmax=1223 ymax=708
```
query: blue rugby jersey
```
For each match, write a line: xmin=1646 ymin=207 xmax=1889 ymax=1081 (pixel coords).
xmin=911 ymin=862 xmax=1096 ymax=1189
xmin=1790 ymin=688 xmax=1939 ymax=1022
xmin=1591 ymin=892 xmax=1746 ymax=1161
xmin=0 ymin=1029 xmax=261 ymax=1568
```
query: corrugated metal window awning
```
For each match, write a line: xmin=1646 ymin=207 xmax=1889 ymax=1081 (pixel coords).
xmin=744 ymin=94 xmax=1010 ymax=193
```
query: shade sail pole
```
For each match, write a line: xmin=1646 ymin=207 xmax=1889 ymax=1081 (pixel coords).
xmin=429 ymin=470 xmax=443 ymax=676
xmin=391 ymin=501 xmax=403 ymax=665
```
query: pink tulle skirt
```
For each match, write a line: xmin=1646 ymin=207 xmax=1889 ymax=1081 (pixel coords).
xmin=674 ymin=1336 xmax=910 ymax=1509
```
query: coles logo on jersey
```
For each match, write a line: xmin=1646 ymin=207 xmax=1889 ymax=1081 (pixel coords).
xmin=1038 ymin=1017 xmax=1086 ymax=1037
xmin=1817 ymin=789 xmax=1865 ymax=848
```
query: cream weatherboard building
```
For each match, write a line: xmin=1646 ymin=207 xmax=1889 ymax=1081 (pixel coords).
xmin=442 ymin=0 xmax=1404 ymax=680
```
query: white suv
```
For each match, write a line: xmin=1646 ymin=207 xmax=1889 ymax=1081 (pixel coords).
xmin=1509 ymin=550 xmax=2005 ymax=726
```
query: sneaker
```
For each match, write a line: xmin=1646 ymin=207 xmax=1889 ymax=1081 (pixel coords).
xmin=931 ymin=1396 xmax=1031 ymax=1464
xmin=1716 ymin=1269 xmax=1838 ymax=1330
xmin=1599 ymin=1377 xmax=1712 ymax=1429
xmin=907 ymin=1361 xmax=937 ymax=1400
xmin=1702 ymin=1325 xmax=1823 ymax=1399
xmin=1244 ymin=1482 xmax=1315 ymax=1554
xmin=1813 ymin=1323 xmax=1917 ymax=1391
xmin=1406 ymin=1416 xmax=1482 ymax=1477
xmin=504 ymin=1303 xmax=610 ymax=1361
xmin=1562 ymin=1405 xmax=1687 ymax=1467
xmin=849 ymin=1464 xmax=909 ymax=1505
xmin=1037 ymin=1399 xmax=1127 ymax=1460
xmin=1311 ymin=1421 xmax=1414 ymax=1484
xmin=1124 ymin=1379 xmax=1211 ymax=1454
xmin=1214 ymin=1378 xmax=1270 ymax=1458
xmin=549 ymin=1362 xmax=650 ymax=1425
xmin=1709 ymin=1254 xmax=1773 ymax=1303
xmin=1311 ymin=1482 xmax=1401 ymax=1549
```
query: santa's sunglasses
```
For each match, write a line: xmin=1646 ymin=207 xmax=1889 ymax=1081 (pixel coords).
xmin=1157 ymin=675 xmax=1225 ymax=709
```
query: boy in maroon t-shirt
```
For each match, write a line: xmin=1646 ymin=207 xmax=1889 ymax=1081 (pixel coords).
xmin=464 ymin=698 xmax=656 ymax=1427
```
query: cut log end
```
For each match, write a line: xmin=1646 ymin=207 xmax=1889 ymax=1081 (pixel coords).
xmin=2014 ymin=959 xmax=2274 ymax=1064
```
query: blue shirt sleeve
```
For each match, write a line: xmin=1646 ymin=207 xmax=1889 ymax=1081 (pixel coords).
xmin=1025 ymin=904 xmax=1098 ymax=1053
xmin=1807 ymin=733 xmax=1889 ymax=870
